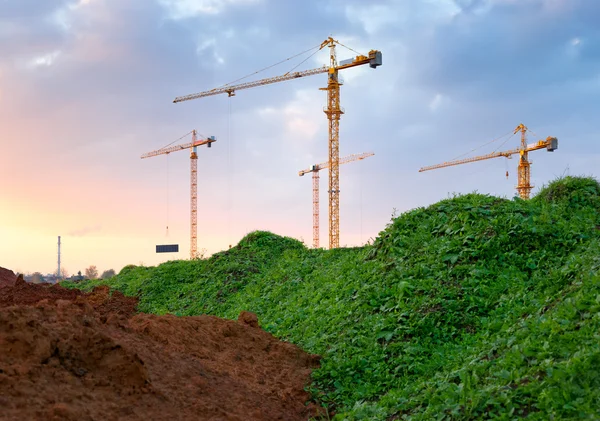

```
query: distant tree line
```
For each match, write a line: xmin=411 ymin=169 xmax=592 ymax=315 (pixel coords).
xmin=26 ymin=266 xmax=117 ymax=284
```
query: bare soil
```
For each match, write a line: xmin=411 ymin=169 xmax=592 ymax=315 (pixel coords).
xmin=0 ymin=266 xmax=16 ymax=287
xmin=0 ymin=270 xmax=321 ymax=421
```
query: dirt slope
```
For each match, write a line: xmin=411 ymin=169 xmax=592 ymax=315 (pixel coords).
xmin=0 ymin=266 xmax=16 ymax=287
xmin=0 ymin=274 xmax=320 ymax=421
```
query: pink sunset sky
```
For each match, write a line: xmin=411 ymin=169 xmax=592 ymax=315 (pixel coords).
xmin=1 ymin=0 xmax=598 ymax=275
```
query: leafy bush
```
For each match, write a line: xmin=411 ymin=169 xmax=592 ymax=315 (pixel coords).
xmin=534 ymin=175 xmax=600 ymax=208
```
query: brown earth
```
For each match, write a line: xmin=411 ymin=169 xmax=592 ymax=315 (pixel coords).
xmin=0 ymin=271 xmax=321 ymax=421
xmin=0 ymin=266 xmax=16 ymax=287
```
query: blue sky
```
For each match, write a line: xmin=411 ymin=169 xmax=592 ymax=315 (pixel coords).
xmin=0 ymin=0 xmax=598 ymax=274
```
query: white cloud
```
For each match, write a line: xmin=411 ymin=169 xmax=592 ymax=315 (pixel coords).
xmin=49 ymin=0 xmax=97 ymax=32
xmin=566 ymin=36 xmax=583 ymax=58
xmin=159 ymin=0 xmax=262 ymax=19
xmin=429 ymin=93 xmax=445 ymax=111
xmin=282 ymin=90 xmax=323 ymax=141
xmin=256 ymin=88 xmax=324 ymax=148
xmin=27 ymin=51 xmax=61 ymax=68
xmin=345 ymin=4 xmax=400 ymax=35
xmin=196 ymin=37 xmax=225 ymax=64
xmin=346 ymin=0 xmax=459 ymax=34
xmin=539 ymin=0 xmax=571 ymax=13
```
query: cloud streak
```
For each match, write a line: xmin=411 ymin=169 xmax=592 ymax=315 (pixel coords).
xmin=67 ymin=224 xmax=103 ymax=237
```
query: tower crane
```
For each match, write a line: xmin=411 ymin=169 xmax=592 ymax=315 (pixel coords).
xmin=173 ymin=37 xmax=382 ymax=249
xmin=299 ymin=152 xmax=374 ymax=248
xmin=141 ymin=130 xmax=216 ymax=259
xmin=419 ymin=124 xmax=558 ymax=199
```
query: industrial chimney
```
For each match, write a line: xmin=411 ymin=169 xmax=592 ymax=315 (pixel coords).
xmin=57 ymin=236 xmax=61 ymax=280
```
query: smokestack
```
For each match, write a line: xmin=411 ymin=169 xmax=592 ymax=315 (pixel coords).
xmin=58 ymin=236 xmax=61 ymax=280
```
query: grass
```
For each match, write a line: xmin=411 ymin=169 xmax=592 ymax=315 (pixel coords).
xmin=65 ymin=176 xmax=600 ymax=419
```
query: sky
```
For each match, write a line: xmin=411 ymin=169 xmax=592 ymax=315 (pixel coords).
xmin=1 ymin=0 xmax=598 ymax=276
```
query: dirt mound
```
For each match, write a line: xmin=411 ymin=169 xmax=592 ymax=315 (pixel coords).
xmin=0 ymin=280 xmax=321 ymax=421
xmin=0 ymin=277 xmax=138 ymax=319
xmin=83 ymin=285 xmax=139 ymax=319
xmin=0 ymin=266 xmax=17 ymax=287
xmin=0 ymin=275 xmax=83 ymax=306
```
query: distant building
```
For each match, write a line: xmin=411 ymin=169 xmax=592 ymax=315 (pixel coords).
xmin=44 ymin=275 xmax=59 ymax=284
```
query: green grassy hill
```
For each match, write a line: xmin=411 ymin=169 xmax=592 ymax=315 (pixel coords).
xmin=68 ymin=176 xmax=600 ymax=420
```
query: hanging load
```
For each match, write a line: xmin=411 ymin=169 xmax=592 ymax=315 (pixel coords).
xmin=156 ymin=244 xmax=179 ymax=253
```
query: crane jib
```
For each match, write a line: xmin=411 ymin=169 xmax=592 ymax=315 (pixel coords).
xmin=172 ymin=50 xmax=382 ymax=104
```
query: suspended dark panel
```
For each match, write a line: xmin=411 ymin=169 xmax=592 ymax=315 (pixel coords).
xmin=156 ymin=244 xmax=179 ymax=253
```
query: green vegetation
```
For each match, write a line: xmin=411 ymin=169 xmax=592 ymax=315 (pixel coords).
xmin=66 ymin=176 xmax=600 ymax=420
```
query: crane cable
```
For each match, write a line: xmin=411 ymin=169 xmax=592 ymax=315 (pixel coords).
xmin=282 ymin=39 xmax=354 ymax=80
xmin=448 ymin=129 xmax=514 ymax=162
xmin=166 ymin=154 xmax=169 ymax=237
xmin=492 ymin=130 xmax=518 ymax=180
xmin=159 ymin=131 xmax=196 ymax=238
xmin=284 ymin=47 xmax=323 ymax=75
xmin=334 ymin=39 xmax=366 ymax=57
xmin=492 ymin=131 xmax=516 ymax=153
xmin=217 ymin=43 xmax=322 ymax=89
xmin=216 ymin=38 xmax=366 ymax=92
xmin=160 ymin=130 xmax=194 ymax=150
xmin=525 ymin=127 xmax=540 ymax=140
xmin=227 ymin=96 xmax=232 ymax=249
xmin=360 ymin=163 xmax=363 ymax=245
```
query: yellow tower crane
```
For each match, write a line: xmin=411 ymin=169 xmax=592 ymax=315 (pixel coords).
xmin=141 ymin=130 xmax=216 ymax=259
xmin=173 ymin=37 xmax=382 ymax=249
xmin=419 ymin=124 xmax=558 ymax=199
xmin=299 ymin=152 xmax=374 ymax=249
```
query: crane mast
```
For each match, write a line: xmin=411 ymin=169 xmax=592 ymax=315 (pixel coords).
xmin=174 ymin=37 xmax=382 ymax=249
xmin=515 ymin=124 xmax=531 ymax=200
xmin=299 ymin=152 xmax=374 ymax=248
xmin=323 ymin=38 xmax=342 ymax=249
xmin=419 ymin=124 xmax=558 ymax=199
xmin=141 ymin=131 xmax=216 ymax=259
xmin=190 ymin=133 xmax=199 ymax=259
xmin=313 ymin=170 xmax=320 ymax=248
